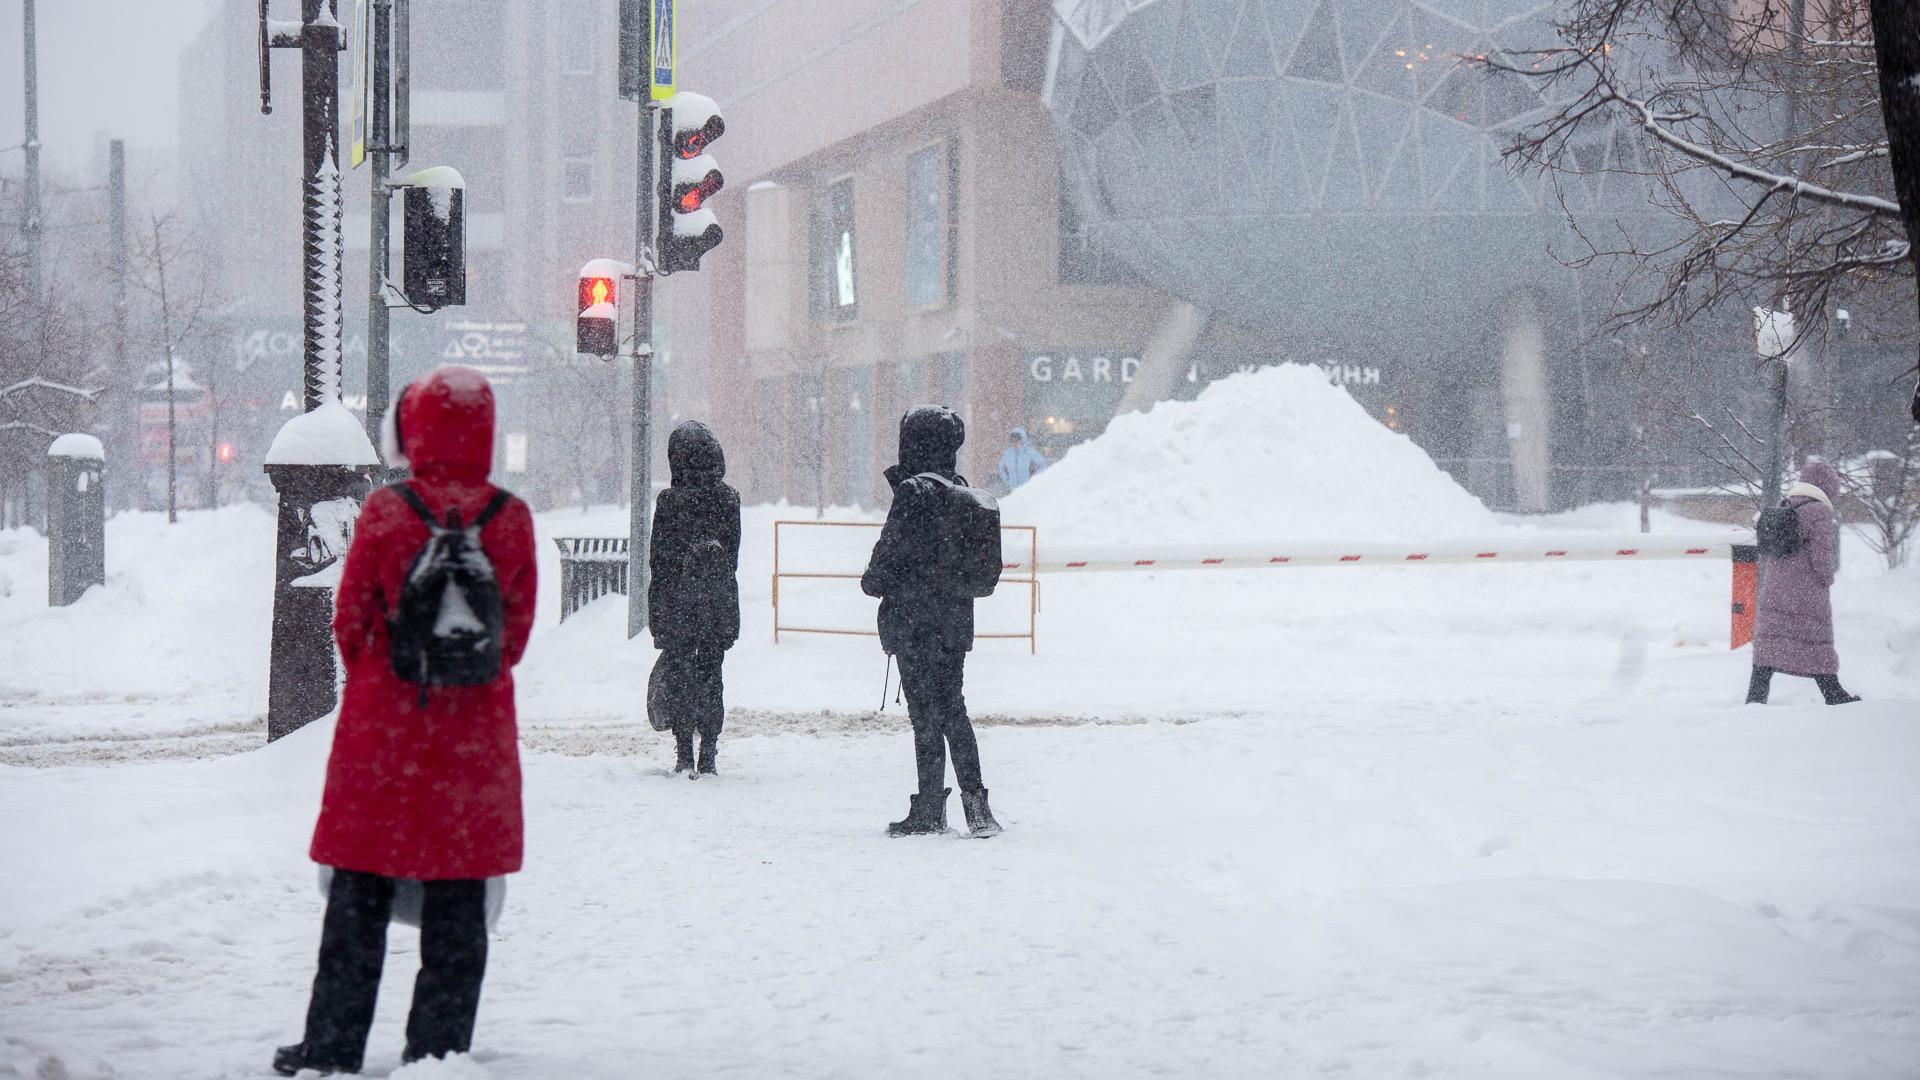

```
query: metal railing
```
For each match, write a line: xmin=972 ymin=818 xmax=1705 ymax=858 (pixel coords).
xmin=554 ymin=536 xmax=629 ymax=622
xmin=771 ymin=520 xmax=1041 ymax=653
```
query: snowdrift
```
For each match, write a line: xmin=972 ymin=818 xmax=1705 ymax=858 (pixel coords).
xmin=1000 ymin=363 xmax=1495 ymax=546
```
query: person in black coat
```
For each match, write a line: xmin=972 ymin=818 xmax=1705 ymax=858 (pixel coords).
xmin=650 ymin=421 xmax=742 ymax=776
xmin=862 ymin=406 xmax=1003 ymax=838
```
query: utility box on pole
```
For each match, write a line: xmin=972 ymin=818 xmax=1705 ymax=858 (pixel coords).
xmin=46 ymin=434 xmax=105 ymax=607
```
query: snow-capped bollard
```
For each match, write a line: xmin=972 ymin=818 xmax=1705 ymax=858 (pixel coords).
xmin=46 ymin=434 xmax=106 ymax=606
xmin=264 ymin=401 xmax=378 ymax=741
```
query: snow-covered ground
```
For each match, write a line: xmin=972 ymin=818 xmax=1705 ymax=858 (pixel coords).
xmin=2 ymin=369 xmax=1917 ymax=1076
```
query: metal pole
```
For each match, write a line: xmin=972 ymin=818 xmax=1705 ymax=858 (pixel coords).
xmin=1761 ymin=342 xmax=1790 ymax=507
xmin=365 ymin=0 xmax=393 ymax=457
xmin=1761 ymin=0 xmax=1809 ymax=508
xmin=109 ymin=141 xmax=135 ymax=511
xmin=21 ymin=0 xmax=42 ymax=316
xmin=301 ymin=0 xmax=346 ymax=409
xmin=265 ymin=0 xmax=368 ymax=740
xmin=628 ymin=100 xmax=657 ymax=640
xmin=153 ymin=218 xmax=178 ymax=525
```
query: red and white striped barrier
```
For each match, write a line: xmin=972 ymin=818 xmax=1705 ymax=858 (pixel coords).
xmin=999 ymin=536 xmax=1735 ymax=574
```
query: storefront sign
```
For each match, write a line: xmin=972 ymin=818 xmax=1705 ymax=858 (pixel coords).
xmin=1028 ymin=353 xmax=1139 ymax=384
xmin=1320 ymin=363 xmax=1382 ymax=386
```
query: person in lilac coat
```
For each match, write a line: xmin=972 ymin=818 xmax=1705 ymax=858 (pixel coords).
xmin=1747 ymin=461 xmax=1860 ymax=705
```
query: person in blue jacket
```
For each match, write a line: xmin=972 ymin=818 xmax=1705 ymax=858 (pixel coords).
xmin=996 ymin=427 xmax=1046 ymax=492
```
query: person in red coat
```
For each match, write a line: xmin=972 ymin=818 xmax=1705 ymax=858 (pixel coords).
xmin=276 ymin=366 xmax=537 ymax=1076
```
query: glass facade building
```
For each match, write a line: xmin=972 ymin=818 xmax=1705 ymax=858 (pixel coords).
xmin=1045 ymin=0 xmax=1675 ymax=507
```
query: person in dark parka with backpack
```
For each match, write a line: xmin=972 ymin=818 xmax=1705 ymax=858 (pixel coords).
xmin=649 ymin=421 xmax=742 ymax=775
xmin=276 ymin=366 xmax=538 ymax=1075
xmin=862 ymin=406 xmax=1004 ymax=838
xmin=1748 ymin=460 xmax=1860 ymax=705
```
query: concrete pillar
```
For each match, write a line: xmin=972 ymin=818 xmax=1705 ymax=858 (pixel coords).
xmin=46 ymin=434 xmax=106 ymax=606
xmin=1499 ymin=292 xmax=1555 ymax=513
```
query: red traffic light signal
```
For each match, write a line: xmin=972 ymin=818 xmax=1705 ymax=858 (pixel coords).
xmin=657 ymin=92 xmax=726 ymax=275
xmin=672 ymin=110 xmax=724 ymax=160
xmin=673 ymin=166 xmax=722 ymax=214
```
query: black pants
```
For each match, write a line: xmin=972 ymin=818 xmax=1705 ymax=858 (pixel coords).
xmin=663 ymin=645 xmax=726 ymax=754
xmin=1747 ymin=665 xmax=1854 ymax=705
xmin=896 ymin=647 xmax=983 ymax=794
xmin=300 ymin=869 xmax=488 ymax=1068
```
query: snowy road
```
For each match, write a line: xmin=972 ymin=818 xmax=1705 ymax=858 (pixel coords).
xmin=4 ymin=700 xmax=1918 ymax=1079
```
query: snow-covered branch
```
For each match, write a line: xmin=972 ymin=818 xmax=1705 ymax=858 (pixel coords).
xmin=0 ymin=376 xmax=103 ymax=402
xmin=1612 ymin=92 xmax=1903 ymax=217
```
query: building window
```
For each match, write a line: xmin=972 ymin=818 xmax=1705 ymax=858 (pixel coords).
xmin=811 ymin=178 xmax=858 ymax=320
xmin=563 ymin=157 xmax=593 ymax=202
xmin=905 ymin=143 xmax=955 ymax=308
xmin=561 ymin=2 xmax=595 ymax=74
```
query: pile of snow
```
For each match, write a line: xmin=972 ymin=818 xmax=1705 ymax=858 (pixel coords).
xmin=263 ymin=399 xmax=379 ymax=467
xmin=0 ymin=504 xmax=275 ymax=716
xmin=1000 ymin=364 xmax=1496 ymax=545
xmin=46 ymin=433 xmax=104 ymax=460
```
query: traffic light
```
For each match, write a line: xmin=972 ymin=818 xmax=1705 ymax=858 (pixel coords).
xmin=656 ymin=92 xmax=725 ymax=274
xmin=402 ymin=166 xmax=468 ymax=311
xmin=576 ymin=259 xmax=622 ymax=359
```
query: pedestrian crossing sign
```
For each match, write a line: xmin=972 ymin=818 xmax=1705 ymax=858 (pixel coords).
xmin=650 ymin=0 xmax=676 ymax=101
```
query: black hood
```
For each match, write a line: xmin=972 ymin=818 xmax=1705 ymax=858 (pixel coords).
xmin=667 ymin=420 xmax=726 ymax=486
xmin=895 ymin=406 xmax=965 ymax=477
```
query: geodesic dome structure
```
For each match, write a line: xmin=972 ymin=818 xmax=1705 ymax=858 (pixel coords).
xmin=1046 ymin=0 xmax=1644 ymax=350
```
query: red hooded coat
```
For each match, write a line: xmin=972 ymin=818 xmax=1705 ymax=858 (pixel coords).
xmin=309 ymin=366 xmax=538 ymax=881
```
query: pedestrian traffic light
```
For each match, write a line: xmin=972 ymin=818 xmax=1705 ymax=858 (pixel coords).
xmin=402 ymin=166 xmax=468 ymax=311
xmin=656 ymin=92 xmax=725 ymax=275
xmin=576 ymin=259 xmax=623 ymax=359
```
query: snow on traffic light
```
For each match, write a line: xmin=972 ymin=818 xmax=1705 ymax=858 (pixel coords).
xmin=656 ymin=92 xmax=725 ymax=275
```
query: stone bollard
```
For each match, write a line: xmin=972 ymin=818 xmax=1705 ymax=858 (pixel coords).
xmin=46 ymin=434 xmax=106 ymax=606
xmin=263 ymin=401 xmax=378 ymax=742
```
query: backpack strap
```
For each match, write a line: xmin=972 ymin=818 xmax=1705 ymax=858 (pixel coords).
xmin=388 ymin=481 xmax=440 ymax=528
xmin=473 ymin=489 xmax=512 ymax=529
xmin=388 ymin=482 xmax=511 ymax=531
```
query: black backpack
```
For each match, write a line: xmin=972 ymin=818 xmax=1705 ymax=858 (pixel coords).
xmin=388 ymin=482 xmax=512 ymax=695
xmin=1756 ymin=503 xmax=1803 ymax=558
xmin=915 ymin=472 xmax=1003 ymax=599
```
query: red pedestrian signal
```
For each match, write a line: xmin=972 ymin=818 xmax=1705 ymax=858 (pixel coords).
xmin=576 ymin=260 xmax=626 ymax=359
xmin=578 ymin=275 xmax=616 ymax=311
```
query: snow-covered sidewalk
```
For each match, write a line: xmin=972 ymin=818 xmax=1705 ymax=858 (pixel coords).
xmin=2 ymin=475 xmax=1917 ymax=1075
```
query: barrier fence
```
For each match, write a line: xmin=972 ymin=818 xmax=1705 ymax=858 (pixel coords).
xmin=554 ymin=536 xmax=629 ymax=622
xmin=772 ymin=520 xmax=1040 ymax=653
xmin=997 ymin=536 xmax=1735 ymax=573
xmin=564 ymin=527 xmax=1754 ymax=651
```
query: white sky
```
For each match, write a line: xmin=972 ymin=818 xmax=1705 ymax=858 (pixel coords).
xmin=0 ymin=0 xmax=223 ymax=181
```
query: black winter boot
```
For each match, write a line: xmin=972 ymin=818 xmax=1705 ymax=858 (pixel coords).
xmin=887 ymin=788 xmax=950 ymax=836
xmin=696 ymin=737 xmax=718 ymax=776
xmin=1745 ymin=665 xmax=1773 ymax=705
xmin=673 ymin=732 xmax=695 ymax=774
xmin=1815 ymin=675 xmax=1861 ymax=705
xmin=960 ymin=787 xmax=1002 ymax=838
xmin=272 ymin=1043 xmax=359 ymax=1076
